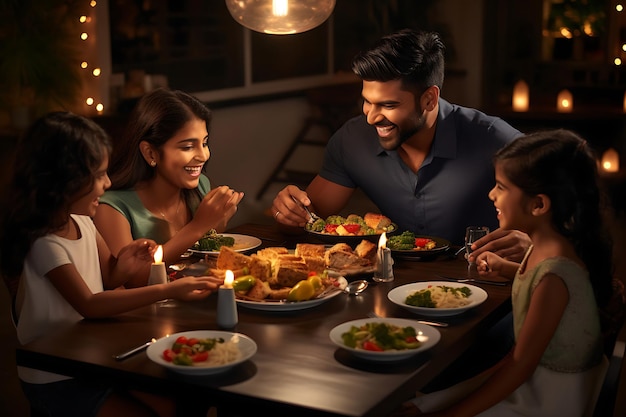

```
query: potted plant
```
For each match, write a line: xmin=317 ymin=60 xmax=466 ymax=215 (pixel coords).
xmin=0 ymin=0 xmax=84 ymax=128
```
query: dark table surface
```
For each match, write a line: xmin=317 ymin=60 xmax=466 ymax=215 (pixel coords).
xmin=16 ymin=223 xmax=512 ymax=417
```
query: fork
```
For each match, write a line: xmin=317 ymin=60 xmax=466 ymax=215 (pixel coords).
xmin=435 ymin=275 xmax=509 ymax=286
xmin=367 ymin=312 xmax=448 ymax=327
xmin=291 ymin=196 xmax=322 ymax=224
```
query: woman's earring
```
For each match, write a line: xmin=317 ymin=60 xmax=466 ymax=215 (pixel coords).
xmin=150 ymin=160 xmax=157 ymax=167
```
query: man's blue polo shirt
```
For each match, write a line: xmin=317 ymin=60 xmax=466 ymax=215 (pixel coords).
xmin=319 ymin=98 xmax=522 ymax=245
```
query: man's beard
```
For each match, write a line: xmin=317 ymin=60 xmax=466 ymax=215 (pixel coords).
xmin=380 ymin=107 xmax=427 ymax=151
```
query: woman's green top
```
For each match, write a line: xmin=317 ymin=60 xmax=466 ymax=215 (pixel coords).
xmin=99 ymin=174 xmax=211 ymax=244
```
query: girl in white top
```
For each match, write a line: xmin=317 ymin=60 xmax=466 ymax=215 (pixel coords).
xmin=391 ymin=129 xmax=614 ymax=417
xmin=0 ymin=112 xmax=222 ymax=417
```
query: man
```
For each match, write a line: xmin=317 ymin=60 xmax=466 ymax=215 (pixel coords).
xmin=272 ymin=29 xmax=529 ymax=260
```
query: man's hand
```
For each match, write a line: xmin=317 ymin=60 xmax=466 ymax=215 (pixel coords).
xmin=469 ymin=229 xmax=531 ymax=263
xmin=271 ymin=185 xmax=313 ymax=227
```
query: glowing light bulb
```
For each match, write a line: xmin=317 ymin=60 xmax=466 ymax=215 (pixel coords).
xmin=273 ymin=0 xmax=288 ymax=16
xmin=80 ymin=15 xmax=87 ymax=23
xmin=96 ymin=103 xmax=104 ymax=113
xmin=225 ymin=0 xmax=336 ymax=35
xmin=81 ymin=33 xmax=88 ymax=40
xmin=81 ymin=61 xmax=88 ymax=69
xmin=86 ymin=97 xmax=94 ymax=105
xmin=92 ymin=68 xmax=101 ymax=76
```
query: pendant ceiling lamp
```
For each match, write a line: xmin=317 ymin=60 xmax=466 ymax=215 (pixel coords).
xmin=225 ymin=0 xmax=336 ymax=35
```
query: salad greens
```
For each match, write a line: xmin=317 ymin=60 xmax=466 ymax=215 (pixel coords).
xmin=193 ymin=229 xmax=235 ymax=251
xmin=341 ymin=322 xmax=421 ymax=351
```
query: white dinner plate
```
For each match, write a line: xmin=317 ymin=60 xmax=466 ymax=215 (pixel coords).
xmin=329 ymin=318 xmax=440 ymax=362
xmin=236 ymin=276 xmax=348 ymax=311
xmin=189 ymin=234 xmax=262 ymax=256
xmin=146 ymin=330 xmax=257 ymax=375
xmin=388 ymin=281 xmax=488 ymax=317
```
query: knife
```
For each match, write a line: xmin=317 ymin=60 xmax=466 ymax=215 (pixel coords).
xmin=436 ymin=275 xmax=509 ymax=286
xmin=114 ymin=338 xmax=156 ymax=361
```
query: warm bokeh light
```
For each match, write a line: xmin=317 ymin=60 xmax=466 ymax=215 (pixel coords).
xmin=601 ymin=148 xmax=620 ymax=173
xmin=557 ymin=90 xmax=573 ymax=113
xmin=86 ymin=97 xmax=94 ymax=105
xmin=79 ymin=15 xmax=87 ymax=23
xmin=617 ymin=4 xmax=623 ymax=12
xmin=615 ymin=58 xmax=622 ymax=66
xmin=90 ymin=0 xmax=97 ymax=6
xmin=96 ymin=103 xmax=104 ymax=112
xmin=512 ymin=80 xmax=529 ymax=112
xmin=92 ymin=68 xmax=101 ymax=76
xmin=81 ymin=32 xmax=88 ymax=40
xmin=559 ymin=27 xmax=573 ymax=38
xmin=81 ymin=61 xmax=88 ymax=68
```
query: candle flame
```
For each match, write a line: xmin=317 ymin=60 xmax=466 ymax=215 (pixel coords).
xmin=224 ymin=270 xmax=234 ymax=288
xmin=154 ymin=245 xmax=163 ymax=263
xmin=378 ymin=232 xmax=387 ymax=249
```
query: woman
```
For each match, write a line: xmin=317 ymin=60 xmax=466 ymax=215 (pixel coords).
xmin=94 ymin=88 xmax=243 ymax=286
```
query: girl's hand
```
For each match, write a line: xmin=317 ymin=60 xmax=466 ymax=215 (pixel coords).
xmin=167 ymin=276 xmax=223 ymax=301
xmin=475 ymin=251 xmax=505 ymax=278
xmin=116 ymin=239 xmax=157 ymax=277
xmin=193 ymin=186 xmax=244 ymax=232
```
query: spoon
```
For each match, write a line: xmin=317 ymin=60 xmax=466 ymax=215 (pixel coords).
xmin=345 ymin=280 xmax=368 ymax=296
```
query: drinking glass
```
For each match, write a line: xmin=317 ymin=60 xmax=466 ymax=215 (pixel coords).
xmin=464 ymin=226 xmax=490 ymax=264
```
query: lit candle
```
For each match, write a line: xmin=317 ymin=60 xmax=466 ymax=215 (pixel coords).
xmin=557 ymin=89 xmax=573 ymax=113
xmin=512 ymin=80 xmax=529 ymax=112
xmin=217 ymin=270 xmax=238 ymax=329
xmin=373 ymin=232 xmax=394 ymax=283
xmin=148 ymin=245 xmax=167 ymax=285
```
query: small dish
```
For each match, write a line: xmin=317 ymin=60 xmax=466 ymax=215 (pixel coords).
xmin=388 ymin=281 xmax=488 ymax=317
xmin=146 ymin=330 xmax=256 ymax=375
xmin=390 ymin=236 xmax=451 ymax=259
xmin=329 ymin=318 xmax=440 ymax=362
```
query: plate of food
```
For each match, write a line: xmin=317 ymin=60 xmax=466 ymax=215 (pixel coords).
xmin=388 ymin=281 xmax=488 ymax=317
xmin=329 ymin=318 xmax=440 ymax=361
xmin=235 ymin=275 xmax=348 ymax=311
xmin=305 ymin=213 xmax=397 ymax=245
xmin=146 ymin=330 xmax=257 ymax=375
xmin=189 ymin=232 xmax=262 ymax=256
xmin=387 ymin=232 xmax=451 ymax=259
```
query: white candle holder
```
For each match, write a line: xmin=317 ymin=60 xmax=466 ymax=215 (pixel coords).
xmin=373 ymin=247 xmax=394 ymax=283
xmin=217 ymin=286 xmax=238 ymax=329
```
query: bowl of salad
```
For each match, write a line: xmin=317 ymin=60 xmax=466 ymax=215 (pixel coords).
xmin=329 ymin=318 xmax=440 ymax=361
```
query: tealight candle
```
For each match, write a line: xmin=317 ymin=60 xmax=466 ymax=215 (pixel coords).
xmin=148 ymin=245 xmax=167 ymax=285
xmin=217 ymin=270 xmax=238 ymax=329
xmin=373 ymin=232 xmax=394 ymax=283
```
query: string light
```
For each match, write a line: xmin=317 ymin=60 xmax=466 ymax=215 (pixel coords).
xmin=75 ymin=0 xmax=104 ymax=116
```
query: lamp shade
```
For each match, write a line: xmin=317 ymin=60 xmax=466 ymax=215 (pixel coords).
xmin=225 ymin=0 xmax=336 ymax=35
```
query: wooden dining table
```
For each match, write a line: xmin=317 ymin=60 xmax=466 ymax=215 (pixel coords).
xmin=15 ymin=223 xmax=512 ymax=417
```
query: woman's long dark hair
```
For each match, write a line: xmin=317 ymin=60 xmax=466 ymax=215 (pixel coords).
xmin=0 ymin=112 xmax=111 ymax=292
xmin=494 ymin=129 xmax=614 ymax=307
xmin=108 ymin=88 xmax=213 ymax=209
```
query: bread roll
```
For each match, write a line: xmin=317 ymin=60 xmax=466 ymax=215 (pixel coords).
xmin=216 ymin=247 xmax=251 ymax=270
xmin=355 ymin=240 xmax=377 ymax=262
xmin=364 ymin=212 xmax=392 ymax=230
xmin=295 ymin=243 xmax=326 ymax=258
